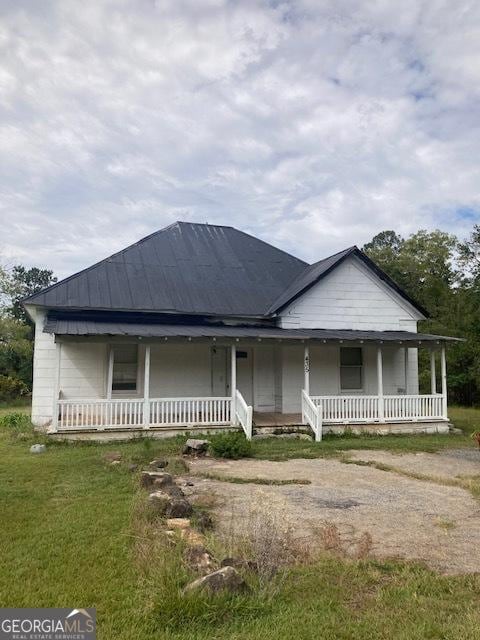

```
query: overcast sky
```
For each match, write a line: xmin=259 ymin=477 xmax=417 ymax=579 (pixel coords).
xmin=1 ymin=0 xmax=480 ymax=279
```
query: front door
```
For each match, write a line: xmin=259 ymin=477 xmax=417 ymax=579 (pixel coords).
xmin=236 ymin=348 xmax=253 ymax=405
xmin=211 ymin=346 xmax=228 ymax=396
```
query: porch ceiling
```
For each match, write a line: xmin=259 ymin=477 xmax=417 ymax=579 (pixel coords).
xmin=44 ymin=317 xmax=462 ymax=344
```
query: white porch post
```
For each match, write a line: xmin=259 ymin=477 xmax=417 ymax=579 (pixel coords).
xmin=107 ymin=347 xmax=114 ymax=400
xmin=143 ymin=345 xmax=151 ymax=428
xmin=231 ymin=344 xmax=237 ymax=425
xmin=377 ymin=345 xmax=385 ymax=422
xmin=51 ymin=341 xmax=61 ymax=433
xmin=441 ymin=344 xmax=448 ymax=419
xmin=430 ymin=350 xmax=437 ymax=394
xmin=404 ymin=347 xmax=409 ymax=394
xmin=304 ymin=344 xmax=310 ymax=395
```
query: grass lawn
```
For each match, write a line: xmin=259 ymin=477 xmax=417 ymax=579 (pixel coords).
xmin=0 ymin=405 xmax=480 ymax=639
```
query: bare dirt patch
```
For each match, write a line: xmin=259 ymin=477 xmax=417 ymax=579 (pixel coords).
xmin=183 ymin=454 xmax=480 ymax=574
xmin=347 ymin=448 xmax=480 ymax=481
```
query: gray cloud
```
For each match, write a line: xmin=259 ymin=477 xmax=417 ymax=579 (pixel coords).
xmin=0 ymin=0 xmax=479 ymax=277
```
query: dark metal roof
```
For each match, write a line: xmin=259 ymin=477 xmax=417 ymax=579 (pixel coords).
xmin=25 ymin=221 xmax=428 ymax=318
xmin=44 ymin=317 xmax=461 ymax=343
xmin=24 ymin=222 xmax=307 ymax=317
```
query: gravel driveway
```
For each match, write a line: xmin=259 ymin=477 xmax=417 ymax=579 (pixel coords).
xmin=184 ymin=450 xmax=480 ymax=574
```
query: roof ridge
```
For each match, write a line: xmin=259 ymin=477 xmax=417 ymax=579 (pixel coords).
xmin=22 ymin=221 xmax=307 ymax=308
xmin=306 ymin=245 xmax=357 ymax=268
xmin=223 ymin=226 xmax=308 ymax=267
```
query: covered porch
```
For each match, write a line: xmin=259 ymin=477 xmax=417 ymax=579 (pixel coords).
xmin=46 ymin=321 xmax=457 ymax=440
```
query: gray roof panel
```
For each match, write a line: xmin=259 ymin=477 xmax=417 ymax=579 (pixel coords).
xmin=43 ymin=316 xmax=461 ymax=343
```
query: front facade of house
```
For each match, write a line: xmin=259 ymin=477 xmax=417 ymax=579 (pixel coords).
xmin=25 ymin=222 xmax=458 ymax=440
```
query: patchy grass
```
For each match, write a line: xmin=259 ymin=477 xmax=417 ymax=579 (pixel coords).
xmin=1 ymin=404 xmax=480 ymax=638
xmin=435 ymin=518 xmax=457 ymax=531
xmin=250 ymin=406 xmax=479 ymax=461
xmin=0 ymin=400 xmax=30 ymax=417
xmin=192 ymin=471 xmax=311 ymax=486
xmin=341 ymin=458 xmax=480 ymax=500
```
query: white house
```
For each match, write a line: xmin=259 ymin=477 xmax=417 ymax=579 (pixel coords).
xmin=24 ymin=221 xmax=460 ymax=441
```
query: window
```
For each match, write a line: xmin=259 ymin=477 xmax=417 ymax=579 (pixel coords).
xmin=112 ymin=345 xmax=138 ymax=392
xmin=340 ymin=347 xmax=363 ymax=391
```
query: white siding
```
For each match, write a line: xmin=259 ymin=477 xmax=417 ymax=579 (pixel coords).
xmin=281 ymin=346 xmax=304 ymax=412
xmin=149 ymin=344 xmax=213 ymax=398
xmin=279 ymin=255 xmax=422 ymax=331
xmin=281 ymin=343 xmax=419 ymax=413
xmin=59 ymin=343 xmax=108 ymax=399
xmin=31 ymin=309 xmax=57 ymax=428
xmin=253 ymin=346 xmax=276 ymax=412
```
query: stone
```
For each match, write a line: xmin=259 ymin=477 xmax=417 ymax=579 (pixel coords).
xmin=183 ymin=566 xmax=249 ymax=595
xmin=103 ymin=451 xmax=122 ymax=462
xmin=193 ymin=511 xmax=214 ymax=532
xmin=149 ymin=458 xmax=168 ymax=469
xmin=140 ymin=471 xmax=173 ymax=488
xmin=184 ymin=481 xmax=194 ymax=487
xmin=184 ymin=545 xmax=217 ymax=573
xmin=220 ymin=557 xmax=258 ymax=572
xmin=110 ymin=460 xmax=121 ymax=466
xmin=148 ymin=491 xmax=171 ymax=515
xmin=166 ymin=498 xmax=193 ymax=518
xmin=150 ymin=472 xmax=174 ymax=488
xmin=182 ymin=439 xmax=210 ymax=456
xmin=161 ymin=483 xmax=185 ymax=498
xmin=30 ymin=444 xmax=46 ymax=454
xmin=450 ymin=427 xmax=463 ymax=435
xmin=181 ymin=528 xmax=204 ymax=546
xmin=128 ymin=463 xmax=138 ymax=472
xmin=275 ymin=432 xmax=312 ymax=440
xmin=166 ymin=518 xmax=191 ymax=530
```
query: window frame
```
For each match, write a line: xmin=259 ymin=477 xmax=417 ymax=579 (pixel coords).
xmin=339 ymin=346 xmax=364 ymax=393
xmin=110 ymin=344 xmax=141 ymax=397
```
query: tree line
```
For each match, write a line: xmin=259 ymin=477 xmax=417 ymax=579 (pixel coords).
xmin=362 ymin=226 xmax=480 ymax=405
xmin=0 ymin=266 xmax=56 ymax=401
xmin=1 ymin=225 xmax=480 ymax=404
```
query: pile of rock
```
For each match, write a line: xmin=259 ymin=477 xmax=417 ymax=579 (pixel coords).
xmin=142 ymin=471 xmax=193 ymax=518
xmin=182 ymin=438 xmax=210 ymax=456
xmin=139 ymin=453 xmax=250 ymax=596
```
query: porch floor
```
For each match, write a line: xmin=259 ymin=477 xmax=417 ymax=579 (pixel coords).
xmin=253 ymin=412 xmax=303 ymax=427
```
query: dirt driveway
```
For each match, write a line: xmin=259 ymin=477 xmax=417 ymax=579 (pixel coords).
xmin=184 ymin=449 xmax=480 ymax=574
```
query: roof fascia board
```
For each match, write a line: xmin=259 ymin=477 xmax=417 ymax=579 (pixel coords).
xmin=349 ymin=255 xmax=426 ymax=321
xmin=269 ymin=247 xmax=356 ymax=315
xmin=272 ymin=247 xmax=428 ymax=319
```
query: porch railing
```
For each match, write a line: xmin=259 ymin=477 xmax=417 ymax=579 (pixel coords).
xmin=56 ymin=396 xmax=235 ymax=431
xmin=57 ymin=398 xmax=145 ymax=430
xmin=301 ymin=389 xmax=322 ymax=441
xmin=149 ymin=397 xmax=231 ymax=427
xmin=310 ymin=393 xmax=445 ymax=423
xmin=235 ymin=389 xmax=253 ymax=440
xmin=384 ymin=394 xmax=444 ymax=421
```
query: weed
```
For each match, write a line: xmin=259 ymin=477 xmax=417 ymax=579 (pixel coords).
xmin=193 ymin=471 xmax=311 ymax=485
xmin=209 ymin=431 xmax=252 ymax=459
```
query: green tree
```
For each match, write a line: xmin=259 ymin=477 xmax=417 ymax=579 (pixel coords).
xmin=0 ymin=262 xmax=56 ymax=397
xmin=1 ymin=265 xmax=56 ymax=323
xmin=0 ymin=314 xmax=33 ymax=388
xmin=363 ymin=229 xmax=474 ymax=403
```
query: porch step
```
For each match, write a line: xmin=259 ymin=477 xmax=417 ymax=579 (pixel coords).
xmin=252 ymin=412 xmax=303 ymax=428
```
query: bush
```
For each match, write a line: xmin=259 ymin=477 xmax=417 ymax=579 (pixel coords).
xmin=0 ymin=375 xmax=29 ymax=401
xmin=209 ymin=431 xmax=252 ymax=459
xmin=0 ymin=412 xmax=33 ymax=440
